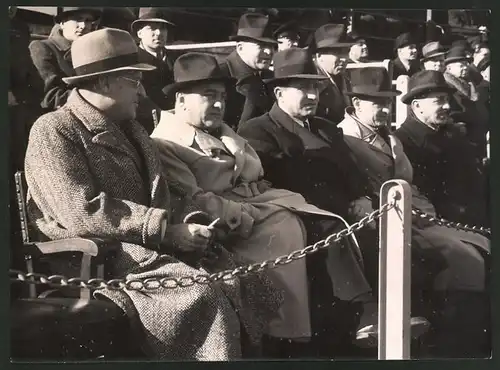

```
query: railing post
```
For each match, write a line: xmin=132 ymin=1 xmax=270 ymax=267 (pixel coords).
xmin=378 ymin=180 xmax=412 ymax=360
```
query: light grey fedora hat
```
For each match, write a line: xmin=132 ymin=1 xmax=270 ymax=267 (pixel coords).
xmin=62 ymin=28 xmax=156 ymax=85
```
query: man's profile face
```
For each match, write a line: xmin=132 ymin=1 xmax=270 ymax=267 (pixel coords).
xmin=423 ymin=56 xmax=445 ymax=73
xmin=178 ymin=81 xmax=227 ymax=131
xmin=60 ymin=11 xmax=97 ymax=42
xmin=316 ymin=49 xmax=348 ymax=75
xmin=398 ymin=44 xmax=418 ymax=61
xmin=412 ymin=91 xmax=451 ymax=127
xmin=238 ymin=41 xmax=274 ymax=70
xmin=354 ymin=96 xmax=392 ymax=128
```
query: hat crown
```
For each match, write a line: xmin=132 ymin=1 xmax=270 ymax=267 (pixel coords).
xmin=446 ymin=46 xmax=470 ymax=60
xmin=422 ymin=41 xmax=444 ymax=57
xmin=272 ymin=48 xmax=316 ymax=78
xmin=173 ymin=53 xmax=224 ymax=84
xmin=138 ymin=7 xmax=167 ymax=20
xmin=236 ymin=13 xmax=272 ymax=38
xmin=71 ymin=28 xmax=138 ymax=71
xmin=407 ymin=70 xmax=447 ymax=93
xmin=349 ymin=67 xmax=392 ymax=94
xmin=315 ymin=24 xmax=347 ymax=42
xmin=394 ymin=32 xmax=417 ymax=50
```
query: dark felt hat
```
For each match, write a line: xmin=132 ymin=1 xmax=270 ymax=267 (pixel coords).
xmin=131 ymin=8 xmax=176 ymax=34
xmin=230 ymin=13 xmax=277 ymax=45
xmin=401 ymin=70 xmax=455 ymax=104
xmin=273 ymin=20 xmax=301 ymax=41
xmin=54 ymin=7 xmax=102 ymax=23
xmin=444 ymin=46 xmax=472 ymax=65
xmin=162 ymin=53 xmax=235 ymax=97
xmin=263 ymin=47 xmax=327 ymax=86
xmin=346 ymin=67 xmax=401 ymax=98
xmin=311 ymin=24 xmax=355 ymax=51
xmin=421 ymin=41 xmax=447 ymax=62
xmin=394 ymin=32 xmax=418 ymax=51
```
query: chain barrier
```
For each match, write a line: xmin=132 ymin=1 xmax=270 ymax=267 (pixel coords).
xmin=10 ymin=200 xmax=397 ymax=292
xmin=411 ymin=208 xmax=491 ymax=236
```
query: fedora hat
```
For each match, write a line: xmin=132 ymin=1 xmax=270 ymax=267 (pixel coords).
xmin=394 ymin=32 xmax=418 ymax=51
xmin=401 ymin=70 xmax=455 ymax=104
xmin=273 ymin=20 xmax=301 ymax=41
xmin=62 ymin=28 xmax=156 ymax=85
xmin=312 ymin=24 xmax=355 ymax=51
xmin=421 ymin=41 xmax=446 ymax=62
xmin=54 ymin=7 xmax=102 ymax=23
xmin=162 ymin=53 xmax=235 ymax=97
xmin=131 ymin=7 xmax=176 ymax=34
xmin=444 ymin=46 xmax=472 ymax=65
xmin=346 ymin=67 xmax=401 ymax=98
xmin=263 ymin=48 xmax=327 ymax=86
xmin=230 ymin=13 xmax=277 ymax=45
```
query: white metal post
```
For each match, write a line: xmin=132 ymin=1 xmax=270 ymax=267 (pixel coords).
xmin=378 ymin=180 xmax=412 ymax=360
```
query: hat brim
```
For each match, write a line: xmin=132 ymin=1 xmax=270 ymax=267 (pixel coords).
xmin=262 ymin=74 xmax=328 ymax=87
xmin=62 ymin=63 xmax=156 ymax=85
xmin=421 ymin=51 xmax=446 ymax=62
xmin=229 ymin=35 xmax=278 ymax=45
xmin=162 ymin=76 xmax=236 ymax=98
xmin=400 ymin=84 xmax=455 ymax=104
xmin=55 ymin=9 xmax=102 ymax=23
xmin=131 ymin=18 xmax=176 ymax=33
xmin=315 ymin=43 xmax=356 ymax=50
xmin=444 ymin=56 xmax=471 ymax=65
xmin=346 ymin=90 xmax=402 ymax=98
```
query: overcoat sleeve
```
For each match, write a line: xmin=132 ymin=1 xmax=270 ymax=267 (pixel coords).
xmin=29 ymin=40 xmax=71 ymax=110
xmin=25 ymin=118 xmax=168 ymax=245
xmin=153 ymin=139 xmax=255 ymax=238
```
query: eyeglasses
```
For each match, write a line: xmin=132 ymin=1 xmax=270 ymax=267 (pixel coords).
xmin=119 ymin=76 xmax=142 ymax=89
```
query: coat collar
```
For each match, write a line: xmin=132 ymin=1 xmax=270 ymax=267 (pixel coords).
xmin=443 ymin=72 xmax=472 ymax=98
xmin=398 ymin=111 xmax=447 ymax=154
xmin=225 ymin=51 xmax=257 ymax=79
xmin=64 ymin=89 xmax=165 ymax=206
xmin=338 ymin=107 xmax=394 ymax=157
xmin=49 ymin=28 xmax=72 ymax=52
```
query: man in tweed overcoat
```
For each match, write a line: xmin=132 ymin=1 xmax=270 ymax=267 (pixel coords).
xmin=24 ymin=28 xmax=279 ymax=360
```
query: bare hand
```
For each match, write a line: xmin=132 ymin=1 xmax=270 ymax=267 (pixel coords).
xmin=163 ymin=223 xmax=213 ymax=252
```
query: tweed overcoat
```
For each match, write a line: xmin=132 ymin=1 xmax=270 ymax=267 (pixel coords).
xmin=151 ymin=112 xmax=369 ymax=339
xmin=339 ymin=109 xmax=490 ymax=293
xmin=29 ymin=25 xmax=75 ymax=111
xmin=24 ymin=89 xmax=280 ymax=360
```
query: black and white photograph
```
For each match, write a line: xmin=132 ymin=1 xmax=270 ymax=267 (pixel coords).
xmin=8 ymin=6 xmax=491 ymax=362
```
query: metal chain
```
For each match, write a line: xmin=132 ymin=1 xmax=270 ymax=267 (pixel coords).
xmin=10 ymin=200 xmax=396 ymax=292
xmin=411 ymin=208 xmax=491 ymax=236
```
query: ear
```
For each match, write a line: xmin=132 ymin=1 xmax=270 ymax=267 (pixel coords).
xmin=351 ymin=96 xmax=360 ymax=107
xmin=137 ymin=28 xmax=144 ymax=39
xmin=236 ymin=42 xmax=244 ymax=52
xmin=273 ymin=86 xmax=282 ymax=99
xmin=411 ymin=99 xmax=420 ymax=111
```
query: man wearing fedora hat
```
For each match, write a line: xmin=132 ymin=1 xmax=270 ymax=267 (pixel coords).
xmin=24 ymin=28 xmax=279 ymax=360
xmin=131 ymin=7 xmax=176 ymax=112
xmin=219 ymin=12 xmax=276 ymax=129
xmin=443 ymin=45 xmax=489 ymax=156
xmin=392 ymin=32 xmax=420 ymax=79
xmin=347 ymin=35 xmax=370 ymax=64
xmin=29 ymin=7 xmax=102 ymax=111
xmin=421 ymin=41 xmax=447 ymax=73
xmin=339 ymin=68 xmax=490 ymax=358
xmin=273 ymin=20 xmax=302 ymax=52
xmin=153 ymin=50 xmax=382 ymax=358
xmin=310 ymin=24 xmax=354 ymax=125
xmin=240 ymin=49 xmax=430 ymax=355
xmin=395 ymin=70 xmax=489 ymax=230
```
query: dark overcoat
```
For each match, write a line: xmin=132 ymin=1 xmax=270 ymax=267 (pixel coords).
xmin=391 ymin=57 xmax=420 ymax=79
xmin=315 ymin=68 xmax=352 ymax=125
xmin=29 ymin=25 xmax=74 ymax=111
xmin=137 ymin=47 xmax=175 ymax=110
xmin=395 ymin=111 xmax=489 ymax=228
xmin=219 ymin=51 xmax=274 ymax=129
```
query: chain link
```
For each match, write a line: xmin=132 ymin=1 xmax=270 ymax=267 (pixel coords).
xmin=411 ymin=208 xmax=491 ymax=236
xmin=10 ymin=200 xmax=397 ymax=292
